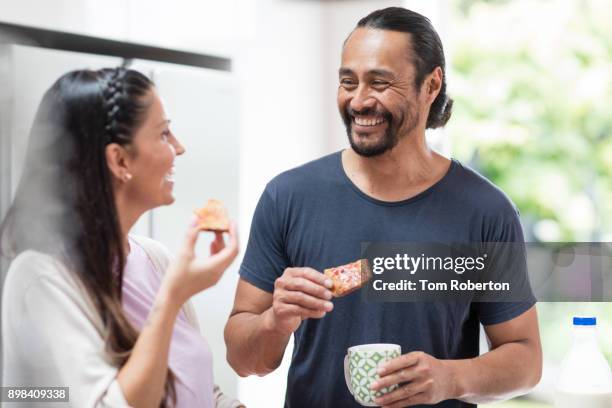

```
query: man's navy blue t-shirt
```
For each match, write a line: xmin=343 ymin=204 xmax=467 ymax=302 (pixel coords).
xmin=239 ymin=151 xmax=535 ymax=408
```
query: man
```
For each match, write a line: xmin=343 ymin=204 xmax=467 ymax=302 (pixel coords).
xmin=225 ymin=7 xmax=542 ymax=408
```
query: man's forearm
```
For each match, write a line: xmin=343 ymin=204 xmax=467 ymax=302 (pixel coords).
xmin=448 ymin=339 xmax=542 ymax=404
xmin=225 ymin=308 xmax=292 ymax=377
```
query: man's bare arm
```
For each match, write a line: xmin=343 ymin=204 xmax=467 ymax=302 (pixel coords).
xmin=373 ymin=306 xmax=542 ymax=407
xmin=224 ymin=280 xmax=289 ymax=376
xmin=224 ymin=269 xmax=333 ymax=377
xmin=455 ymin=305 xmax=542 ymax=404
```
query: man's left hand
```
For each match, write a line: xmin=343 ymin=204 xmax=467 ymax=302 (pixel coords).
xmin=370 ymin=351 xmax=457 ymax=407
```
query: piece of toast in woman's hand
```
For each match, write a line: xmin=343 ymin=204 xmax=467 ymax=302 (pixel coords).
xmin=324 ymin=259 xmax=372 ymax=297
xmin=194 ymin=199 xmax=230 ymax=232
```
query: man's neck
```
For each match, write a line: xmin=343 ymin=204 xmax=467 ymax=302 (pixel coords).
xmin=342 ymin=132 xmax=451 ymax=202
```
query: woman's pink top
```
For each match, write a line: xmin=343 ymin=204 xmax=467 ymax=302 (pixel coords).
xmin=122 ymin=237 xmax=214 ymax=408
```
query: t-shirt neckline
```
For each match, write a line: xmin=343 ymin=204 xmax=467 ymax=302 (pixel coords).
xmin=335 ymin=150 xmax=458 ymax=207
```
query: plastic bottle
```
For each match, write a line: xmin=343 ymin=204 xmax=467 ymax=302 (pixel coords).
xmin=555 ymin=317 xmax=612 ymax=408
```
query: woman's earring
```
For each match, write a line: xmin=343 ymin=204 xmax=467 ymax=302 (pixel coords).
xmin=124 ymin=173 xmax=132 ymax=182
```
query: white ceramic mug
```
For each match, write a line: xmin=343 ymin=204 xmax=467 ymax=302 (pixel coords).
xmin=344 ymin=343 xmax=401 ymax=406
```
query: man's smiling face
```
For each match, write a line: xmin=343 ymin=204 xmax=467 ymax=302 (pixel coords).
xmin=338 ymin=27 xmax=424 ymax=157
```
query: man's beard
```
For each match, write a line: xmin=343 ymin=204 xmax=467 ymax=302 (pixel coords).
xmin=342 ymin=106 xmax=418 ymax=157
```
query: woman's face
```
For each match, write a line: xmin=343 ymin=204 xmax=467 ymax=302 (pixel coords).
xmin=123 ymin=89 xmax=185 ymax=210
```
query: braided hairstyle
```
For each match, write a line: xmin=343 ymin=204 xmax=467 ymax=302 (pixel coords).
xmin=100 ymin=68 xmax=135 ymax=144
xmin=1 ymin=68 xmax=177 ymax=407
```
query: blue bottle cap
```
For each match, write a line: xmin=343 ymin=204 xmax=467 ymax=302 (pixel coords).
xmin=573 ymin=317 xmax=597 ymax=326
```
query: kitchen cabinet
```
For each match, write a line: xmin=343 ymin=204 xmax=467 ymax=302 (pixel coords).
xmin=0 ymin=0 xmax=237 ymax=57
xmin=0 ymin=0 xmax=130 ymax=41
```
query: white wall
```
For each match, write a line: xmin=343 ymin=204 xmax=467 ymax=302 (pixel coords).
xmin=234 ymin=1 xmax=327 ymax=405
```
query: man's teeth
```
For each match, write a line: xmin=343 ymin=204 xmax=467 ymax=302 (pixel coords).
xmin=165 ymin=167 xmax=175 ymax=182
xmin=353 ymin=116 xmax=385 ymax=126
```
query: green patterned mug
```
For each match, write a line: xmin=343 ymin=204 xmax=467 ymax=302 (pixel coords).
xmin=344 ymin=344 xmax=402 ymax=406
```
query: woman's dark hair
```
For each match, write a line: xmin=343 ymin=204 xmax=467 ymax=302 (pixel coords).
xmin=0 ymin=68 xmax=176 ymax=407
xmin=357 ymin=7 xmax=454 ymax=129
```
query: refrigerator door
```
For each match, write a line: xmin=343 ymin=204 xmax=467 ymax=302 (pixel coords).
xmin=128 ymin=59 xmax=240 ymax=397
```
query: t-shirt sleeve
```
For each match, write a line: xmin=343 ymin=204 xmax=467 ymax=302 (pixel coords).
xmin=239 ymin=185 xmax=290 ymax=293
xmin=477 ymin=205 xmax=536 ymax=326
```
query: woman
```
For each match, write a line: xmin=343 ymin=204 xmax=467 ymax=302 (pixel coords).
xmin=1 ymin=67 xmax=242 ymax=408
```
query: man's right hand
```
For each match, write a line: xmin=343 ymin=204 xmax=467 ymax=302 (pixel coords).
xmin=263 ymin=267 xmax=335 ymax=336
